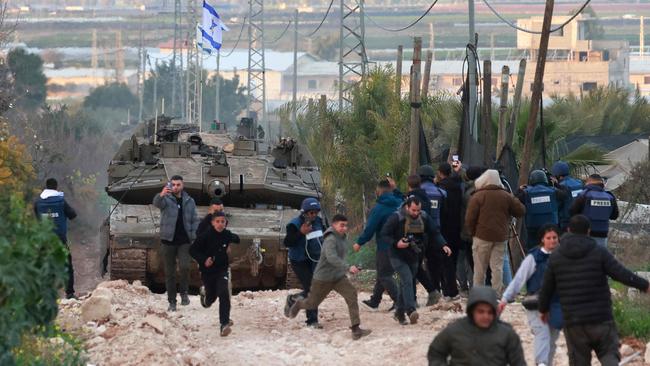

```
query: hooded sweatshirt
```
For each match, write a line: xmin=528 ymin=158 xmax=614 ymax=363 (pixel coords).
xmin=313 ymin=228 xmax=350 ymax=282
xmin=428 ymin=286 xmax=526 ymax=366
xmin=538 ymin=233 xmax=649 ymax=326
xmin=465 ymin=170 xmax=525 ymax=242
xmin=356 ymin=191 xmax=403 ymax=251
xmin=34 ymin=189 xmax=77 ymax=242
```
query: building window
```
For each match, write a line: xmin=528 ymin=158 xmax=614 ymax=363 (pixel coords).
xmin=552 ymin=27 xmax=564 ymax=37
xmin=644 ymin=76 xmax=650 ymax=85
xmin=452 ymin=77 xmax=463 ymax=86
xmin=307 ymin=80 xmax=318 ymax=90
xmin=582 ymin=82 xmax=597 ymax=91
xmin=602 ymin=50 xmax=610 ymax=61
xmin=579 ymin=52 xmax=588 ymax=62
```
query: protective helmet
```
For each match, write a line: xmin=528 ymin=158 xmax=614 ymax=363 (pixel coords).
xmin=301 ymin=197 xmax=321 ymax=212
xmin=529 ymin=170 xmax=549 ymax=186
xmin=551 ymin=161 xmax=570 ymax=178
xmin=417 ymin=164 xmax=436 ymax=179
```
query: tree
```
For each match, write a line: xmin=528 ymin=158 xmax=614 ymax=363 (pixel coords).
xmin=201 ymin=74 xmax=247 ymax=125
xmin=83 ymin=82 xmax=137 ymax=111
xmin=311 ymin=34 xmax=339 ymax=61
xmin=6 ymin=48 xmax=47 ymax=107
xmin=570 ymin=5 xmax=604 ymax=40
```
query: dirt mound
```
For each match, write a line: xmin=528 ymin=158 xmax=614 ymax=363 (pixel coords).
xmin=57 ymin=281 xmax=647 ymax=366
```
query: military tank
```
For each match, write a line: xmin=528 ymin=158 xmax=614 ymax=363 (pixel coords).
xmin=101 ymin=115 xmax=320 ymax=290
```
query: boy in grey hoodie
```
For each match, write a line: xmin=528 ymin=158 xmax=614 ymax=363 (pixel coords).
xmin=287 ymin=214 xmax=372 ymax=340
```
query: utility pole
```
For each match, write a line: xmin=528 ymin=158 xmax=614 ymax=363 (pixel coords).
xmin=186 ymin=0 xmax=201 ymax=127
xmin=215 ymin=51 xmax=221 ymax=126
xmin=490 ymin=33 xmax=495 ymax=61
xmin=481 ymin=60 xmax=492 ymax=165
xmin=395 ymin=45 xmax=403 ymax=96
xmin=518 ymin=0 xmax=555 ymax=186
xmin=172 ymin=0 xmax=181 ymax=116
xmin=421 ymin=50 xmax=433 ymax=98
xmin=115 ymin=31 xmax=124 ymax=82
xmin=91 ymin=29 xmax=98 ymax=72
xmin=429 ymin=22 xmax=435 ymax=59
xmin=137 ymin=15 xmax=144 ymax=123
xmin=496 ymin=65 xmax=509 ymax=156
xmin=409 ymin=37 xmax=422 ymax=175
xmin=641 ymin=16 xmax=645 ymax=61
xmin=153 ymin=60 xmax=158 ymax=123
xmin=247 ymin=0 xmax=267 ymax=142
xmin=506 ymin=59 xmax=526 ymax=149
xmin=338 ymin=0 xmax=367 ymax=112
xmin=468 ymin=0 xmax=478 ymax=139
xmin=291 ymin=9 xmax=298 ymax=134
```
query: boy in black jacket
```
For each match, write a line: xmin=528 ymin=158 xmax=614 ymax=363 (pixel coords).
xmin=190 ymin=211 xmax=240 ymax=336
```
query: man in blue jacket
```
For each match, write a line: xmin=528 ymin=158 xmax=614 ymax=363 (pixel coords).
xmin=570 ymin=174 xmax=618 ymax=248
xmin=551 ymin=161 xmax=584 ymax=231
xmin=34 ymin=178 xmax=78 ymax=299
xmin=283 ymin=198 xmax=326 ymax=328
xmin=353 ymin=179 xmax=402 ymax=310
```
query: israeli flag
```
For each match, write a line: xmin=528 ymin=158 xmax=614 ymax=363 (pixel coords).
xmin=198 ymin=0 xmax=229 ymax=54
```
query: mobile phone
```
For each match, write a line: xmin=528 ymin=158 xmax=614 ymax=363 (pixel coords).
xmin=166 ymin=181 xmax=173 ymax=190
xmin=452 ymin=155 xmax=459 ymax=162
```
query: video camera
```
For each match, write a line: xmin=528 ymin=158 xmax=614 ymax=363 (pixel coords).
xmin=403 ymin=234 xmax=422 ymax=254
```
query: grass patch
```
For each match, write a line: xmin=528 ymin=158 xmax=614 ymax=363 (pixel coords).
xmin=12 ymin=326 xmax=86 ymax=366
xmin=613 ymin=295 xmax=650 ymax=341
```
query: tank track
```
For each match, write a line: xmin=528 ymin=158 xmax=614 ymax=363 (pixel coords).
xmin=110 ymin=248 xmax=148 ymax=285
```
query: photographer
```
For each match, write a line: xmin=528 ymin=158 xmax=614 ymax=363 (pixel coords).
xmin=189 ymin=212 xmax=240 ymax=337
xmin=283 ymin=198 xmax=326 ymax=328
xmin=380 ymin=196 xmax=451 ymax=326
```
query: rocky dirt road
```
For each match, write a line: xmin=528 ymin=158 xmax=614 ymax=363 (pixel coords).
xmin=57 ymin=280 xmax=648 ymax=366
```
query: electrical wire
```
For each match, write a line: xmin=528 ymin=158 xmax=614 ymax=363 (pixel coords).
xmin=482 ymin=0 xmax=592 ymax=35
xmin=363 ymin=0 xmax=439 ymax=32
xmin=266 ymin=19 xmax=293 ymax=44
xmin=221 ymin=16 xmax=247 ymax=58
xmin=298 ymin=0 xmax=335 ymax=37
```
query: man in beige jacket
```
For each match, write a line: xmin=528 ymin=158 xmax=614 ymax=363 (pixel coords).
xmin=465 ymin=170 xmax=525 ymax=296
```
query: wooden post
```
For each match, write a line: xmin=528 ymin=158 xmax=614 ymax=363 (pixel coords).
xmin=409 ymin=37 xmax=423 ymax=175
xmin=518 ymin=0 xmax=555 ymax=186
xmin=422 ymin=50 xmax=433 ymax=99
xmin=496 ymin=65 xmax=510 ymax=157
xmin=396 ymin=45 xmax=403 ymax=96
xmin=481 ymin=60 xmax=492 ymax=165
xmin=506 ymin=59 xmax=527 ymax=148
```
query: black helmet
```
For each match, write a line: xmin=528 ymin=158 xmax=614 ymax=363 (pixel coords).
xmin=529 ymin=170 xmax=548 ymax=186
xmin=417 ymin=165 xmax=436 ymax=178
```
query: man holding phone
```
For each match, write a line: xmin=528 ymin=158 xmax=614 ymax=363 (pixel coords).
xmin=153 ymin=175 xmax=199 ymax=312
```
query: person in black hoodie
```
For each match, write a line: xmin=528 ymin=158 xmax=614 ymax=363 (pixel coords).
xmin=538 ymin=214 xmax=649 ymax=366
xmin=190 ymin=211 xmax=240 ymax=337
xmin=196 ymin=198 xmax=225 ymax=237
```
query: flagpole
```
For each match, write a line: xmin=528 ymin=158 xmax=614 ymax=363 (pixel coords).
xmin=215 ymin=49 xmax=221 ymax=127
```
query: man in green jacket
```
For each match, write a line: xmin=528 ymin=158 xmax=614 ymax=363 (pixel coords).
xmin=286 ymin=214 xmax=372 ymax=340
xmin=427 ymin=286 xmax=526 ymax=366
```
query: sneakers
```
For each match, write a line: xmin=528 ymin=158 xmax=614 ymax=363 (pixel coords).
xmin=180 ymin=293 xmax=190 ymax=306
xmin=408 ymin=310 xmax=419 ymax=324
xmin=393 ymin=312 xmax=408 ymax=325
xmin=65 ymin=292 xmax=77 ymax=300
xmin=306 ymin=322 xmax=323 ymax=329
xmin=288 ymin=300 xmax=301 ymax=319
xmin=362 ymin=299 xmax=379 ymax=310
xmin=459 ymin=289 xmax=470 ymax=298
xmin=168 ymin=302 xmax=177 ymax=312
xmin=426 ymin=291 xmax=441 ymax=306
xmin=444 ymin=295 xmax=461 ymax=302
xmin=284 ymin=294 xmax=294 ymax=318
xmin=220 ymin=323 xmax=232 ymax=337
xmin=351 ymin=325 xmax=372 ymax=340
xmin=199 ymin=286 xmax=208 ymax=308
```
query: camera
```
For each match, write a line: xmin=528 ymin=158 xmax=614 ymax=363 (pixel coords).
xmin=403 ymin=234 xmax=422 ymax=254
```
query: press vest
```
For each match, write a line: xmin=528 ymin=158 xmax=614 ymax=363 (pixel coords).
xmin=420 ymin=181 xmax=446 ymax=229
xmin=524 ymin=184 xmax=559 ymax=229
xmin=581 ymin=186 xmax=615 ymax=233
xmin=287 ymin=216 xmax=324 ymax=262
xmin=526 ymin=247 xmax=550 ymax=295
xmin=559 ymin=176 xmax=584 ymax=227
xmin=35 ymin=196 xmax=67 ymax=241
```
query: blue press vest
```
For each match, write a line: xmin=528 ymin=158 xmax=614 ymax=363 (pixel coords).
xmin=287 ymin=216 xmax=324 ymax=262
xmin=581 ymin=186 xmax=615 ymax=233
xmin=558 ymin=176 xmax=584 ymax=228
xmin=35 ymin=196 xmax=67 ymax=241
xmin=526 ymin=247 xmax=564 ymax=329
xmin=421 ymin=181 xmax=446 ymax=229
xmin=525 ymin=185 xmax=559 ymax=229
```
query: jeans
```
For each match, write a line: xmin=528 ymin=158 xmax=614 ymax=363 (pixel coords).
xmin=389 ymin=254 xmax=418 ymax=313
xmin=369 ymin=249 xmax=399 ymax=305
xmin=564 ymin=321 xmax=620 ymax=366
xmin=527 ymin=310 xmax=560 ymax=366
xmin=201 ymin=270 xmax=231 ymax=326
xmin=472 ymin=237 xmax=506 ymax=297
xmin=456 ymin=240 xmax=474 ymax=290
xmin=160 ymin=243 xmax=191 ymax=304
xmin=592 ymin=236 xmax=608 ymax=248
xmin=503 ymin=245 xmax=513 ymax=287
xmin=297 ymin=277 xmax=361 ymax=327
xmin=290 ymin=259 xmax=319 ymax=324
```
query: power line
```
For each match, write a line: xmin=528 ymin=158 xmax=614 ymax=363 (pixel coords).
xmin=266 ymin=19 xmax=293 ymax=44
xmin=482 ymin=0 xmax=592 ymax=35
xmin=298 ymin=0 xmax=335 ymax=37
xmin=364 ymin=0 xmax=439 ymax=33
xmin=221 ymin=16 xmax=247 ymax=58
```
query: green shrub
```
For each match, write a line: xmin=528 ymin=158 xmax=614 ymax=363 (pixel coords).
xmin=613 ymin=295 xmax=650 ymax=341
xmin=0 ymin=194 xmax=69 ymax=365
